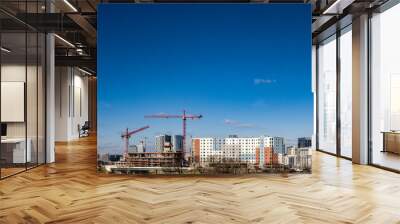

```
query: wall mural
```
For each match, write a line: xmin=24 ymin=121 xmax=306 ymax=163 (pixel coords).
xmin=97 ymin=4 xmax=313 ymax=175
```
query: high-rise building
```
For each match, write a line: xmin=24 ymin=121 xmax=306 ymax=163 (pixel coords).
xmin=155 ymin=134 xmax=173 ymax=152
xmin=262 ymin=136 xmax=285 ymax=154
xmin=298 ymin=137 xmax=312 ymax=148
xmin=172 ymin=135 xmax=184 ymax=152
xmin=155 ymin=135 xmax=165 ymax=152
xmin=164 ymin=135 xmax=172 ymax=152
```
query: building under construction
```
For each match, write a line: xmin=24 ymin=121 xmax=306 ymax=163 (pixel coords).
xmin=115 ymin=152 xmax=183 ymax=168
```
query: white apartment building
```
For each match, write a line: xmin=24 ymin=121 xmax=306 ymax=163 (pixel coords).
xmin=225 ymin=137 xmax=261 ymax=163
xmin=262 ymin=136 xmax=285 ymax=154
xmin=192 ymin=136 xmax=285 ymax=165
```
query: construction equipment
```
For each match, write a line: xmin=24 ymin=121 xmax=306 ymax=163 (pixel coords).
xmin=145 ymin=110 xmax=202 ymax=161
xmin=121 ymin=125 xmax=150 ymax=155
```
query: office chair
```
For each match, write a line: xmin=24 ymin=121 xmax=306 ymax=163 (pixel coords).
xmin=79 ymin=121 xmax=90 ymax=138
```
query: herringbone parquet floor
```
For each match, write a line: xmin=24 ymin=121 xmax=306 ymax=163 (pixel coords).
xmin=1 ymin=136 xmax=400 ymax=224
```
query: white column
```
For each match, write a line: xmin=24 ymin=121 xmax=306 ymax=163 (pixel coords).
xmin=352 ymin=14 xmax=369 ymax=164
xmin=46 ymin=32 xmax=55 ymax=163
xmin=45 ymin=0 xmax=56 ymax=163
xmin=312 ymin=45 xmax=317 ymax=150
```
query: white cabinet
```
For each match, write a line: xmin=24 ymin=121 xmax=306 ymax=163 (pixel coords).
xmin=1 ymin=138 xmax=32 ymax=163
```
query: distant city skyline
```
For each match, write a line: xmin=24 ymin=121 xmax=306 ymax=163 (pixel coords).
xmin=98 ymin=4 xmax=312 ymax=155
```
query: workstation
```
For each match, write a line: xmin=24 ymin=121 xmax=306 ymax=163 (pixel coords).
xmin=1 ymin=127 xmax=32 ymax=166
xmin=382 ymin=131 xmax=400 ymax=154
xmin=0 ymin=80 xmax=37 ymax=176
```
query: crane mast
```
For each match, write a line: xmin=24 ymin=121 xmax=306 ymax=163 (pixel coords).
xmin=121 ymin=125 xmax=150 ymax=156
xmin=145 ymin=110 xmax=202 ymax=163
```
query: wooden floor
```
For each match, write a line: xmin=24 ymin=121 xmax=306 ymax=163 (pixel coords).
xmin=373 ymin=151 xmax=400 ymax=171
xmin=0 ymin=167 xmax=26 ymax=178
xmin=1 ymin=136 xmax=400 ymax=224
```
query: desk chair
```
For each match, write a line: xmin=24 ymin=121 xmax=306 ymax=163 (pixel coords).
xmin=79 ymin=121 xmax=90 ymax=138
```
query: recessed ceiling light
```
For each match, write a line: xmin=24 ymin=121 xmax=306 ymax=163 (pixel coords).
xmin=323 ymin=0 xmax=354 ymax=15
xmin=63 ymin=0 xmax=78 ymax=12
xmin=54 ymin=34 xmax=75 ymax=48
xmin=78 ymin=67 xmax=93 ymax=76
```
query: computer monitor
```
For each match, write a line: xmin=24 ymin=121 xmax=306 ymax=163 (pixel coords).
xmin=1 ymin=123 xmax=7 ymax=137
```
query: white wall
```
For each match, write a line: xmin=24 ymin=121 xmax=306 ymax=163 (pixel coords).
xmin=55 ymin=67 xmax=89 ymax=141
xmin=1 ymin=65 xmax=40 ymax=137
xmin=1 ymin=63 xmax=47 ymax=163
xmin=1 ymin=65 xmax=26 ymax=138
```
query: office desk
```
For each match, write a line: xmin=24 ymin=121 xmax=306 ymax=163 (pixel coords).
xmin=1 ymin=138 xmax=31 ymax=163
xmin=382 ymin=131 xmax=400 ymax=154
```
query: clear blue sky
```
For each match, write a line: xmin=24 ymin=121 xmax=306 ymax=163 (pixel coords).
xmin=98 ymin=4 xmax=312 ymax=154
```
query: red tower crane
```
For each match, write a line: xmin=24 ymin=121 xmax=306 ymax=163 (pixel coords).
xmin=121 ymin=125 xmax=150 ymax=155
xmin=145 ymin=110 xmax=202 ymax=160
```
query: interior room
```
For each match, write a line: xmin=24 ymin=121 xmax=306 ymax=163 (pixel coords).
xmin=0 ymin=10 xmax=46 ymax=178
xmin=0 ymin=0 xmax=400 ymax=223
xmin=370 ymin=2 xmax=400 ymax=171
xmin=0 ymin=0 xmax=96 ymax=179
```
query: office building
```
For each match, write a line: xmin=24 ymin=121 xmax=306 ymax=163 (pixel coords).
xmin=155 ymin=134 xmax=173 ymax=152
xmin=1 ymin=1 xmax=400 ymax=223
xmin=298 ymin=137 xmax=312 ymax=148
xmin=263 ymin=136 xmax=285 ymax=154
xmin=286 ymin=146 xmax=297 ymax=155
xmin=163 ymin=135 xmax=172 ymax=152
xmin=172 ymin=135 xmax=184 ymax=152
xmin=155 ymin=135 xmax=165 ymax=152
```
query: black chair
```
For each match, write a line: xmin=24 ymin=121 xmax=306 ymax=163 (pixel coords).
xmin=79 ymin=121 xmax=90 ymax=138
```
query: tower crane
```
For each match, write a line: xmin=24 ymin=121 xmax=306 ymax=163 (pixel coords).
xmin=121 ymin=125 xmax=150 ymax=155
xmin=145 ymin=110 xmax=202 ymax=161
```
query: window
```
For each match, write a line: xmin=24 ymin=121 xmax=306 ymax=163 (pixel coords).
xmin=371 ymin=3 xmax=400 ymax=171
xmin=340 ymin=26 xmax=352 ymax=158
xmin=318 ymin=35 xmax=337 ymax=154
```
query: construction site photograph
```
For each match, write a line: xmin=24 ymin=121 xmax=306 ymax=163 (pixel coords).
xmin=97 ymin=4 xmax=313 ymax=175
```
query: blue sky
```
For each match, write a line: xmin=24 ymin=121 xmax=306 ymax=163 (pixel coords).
xmin=98 ymin=4 xmax=312 ymax=154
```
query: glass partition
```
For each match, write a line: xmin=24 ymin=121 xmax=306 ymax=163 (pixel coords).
xmin=1 ymin=31 xmax=28 ymax=177
xmin=317 ymin=35 xmax=337 ymax=154
xmin=38 ymin=32 xmax=46 ymax=165
xmin=371 ymin=3 xmax=400 ymax=171
xmin=0 ymin=1 xmax=46 ymax=179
